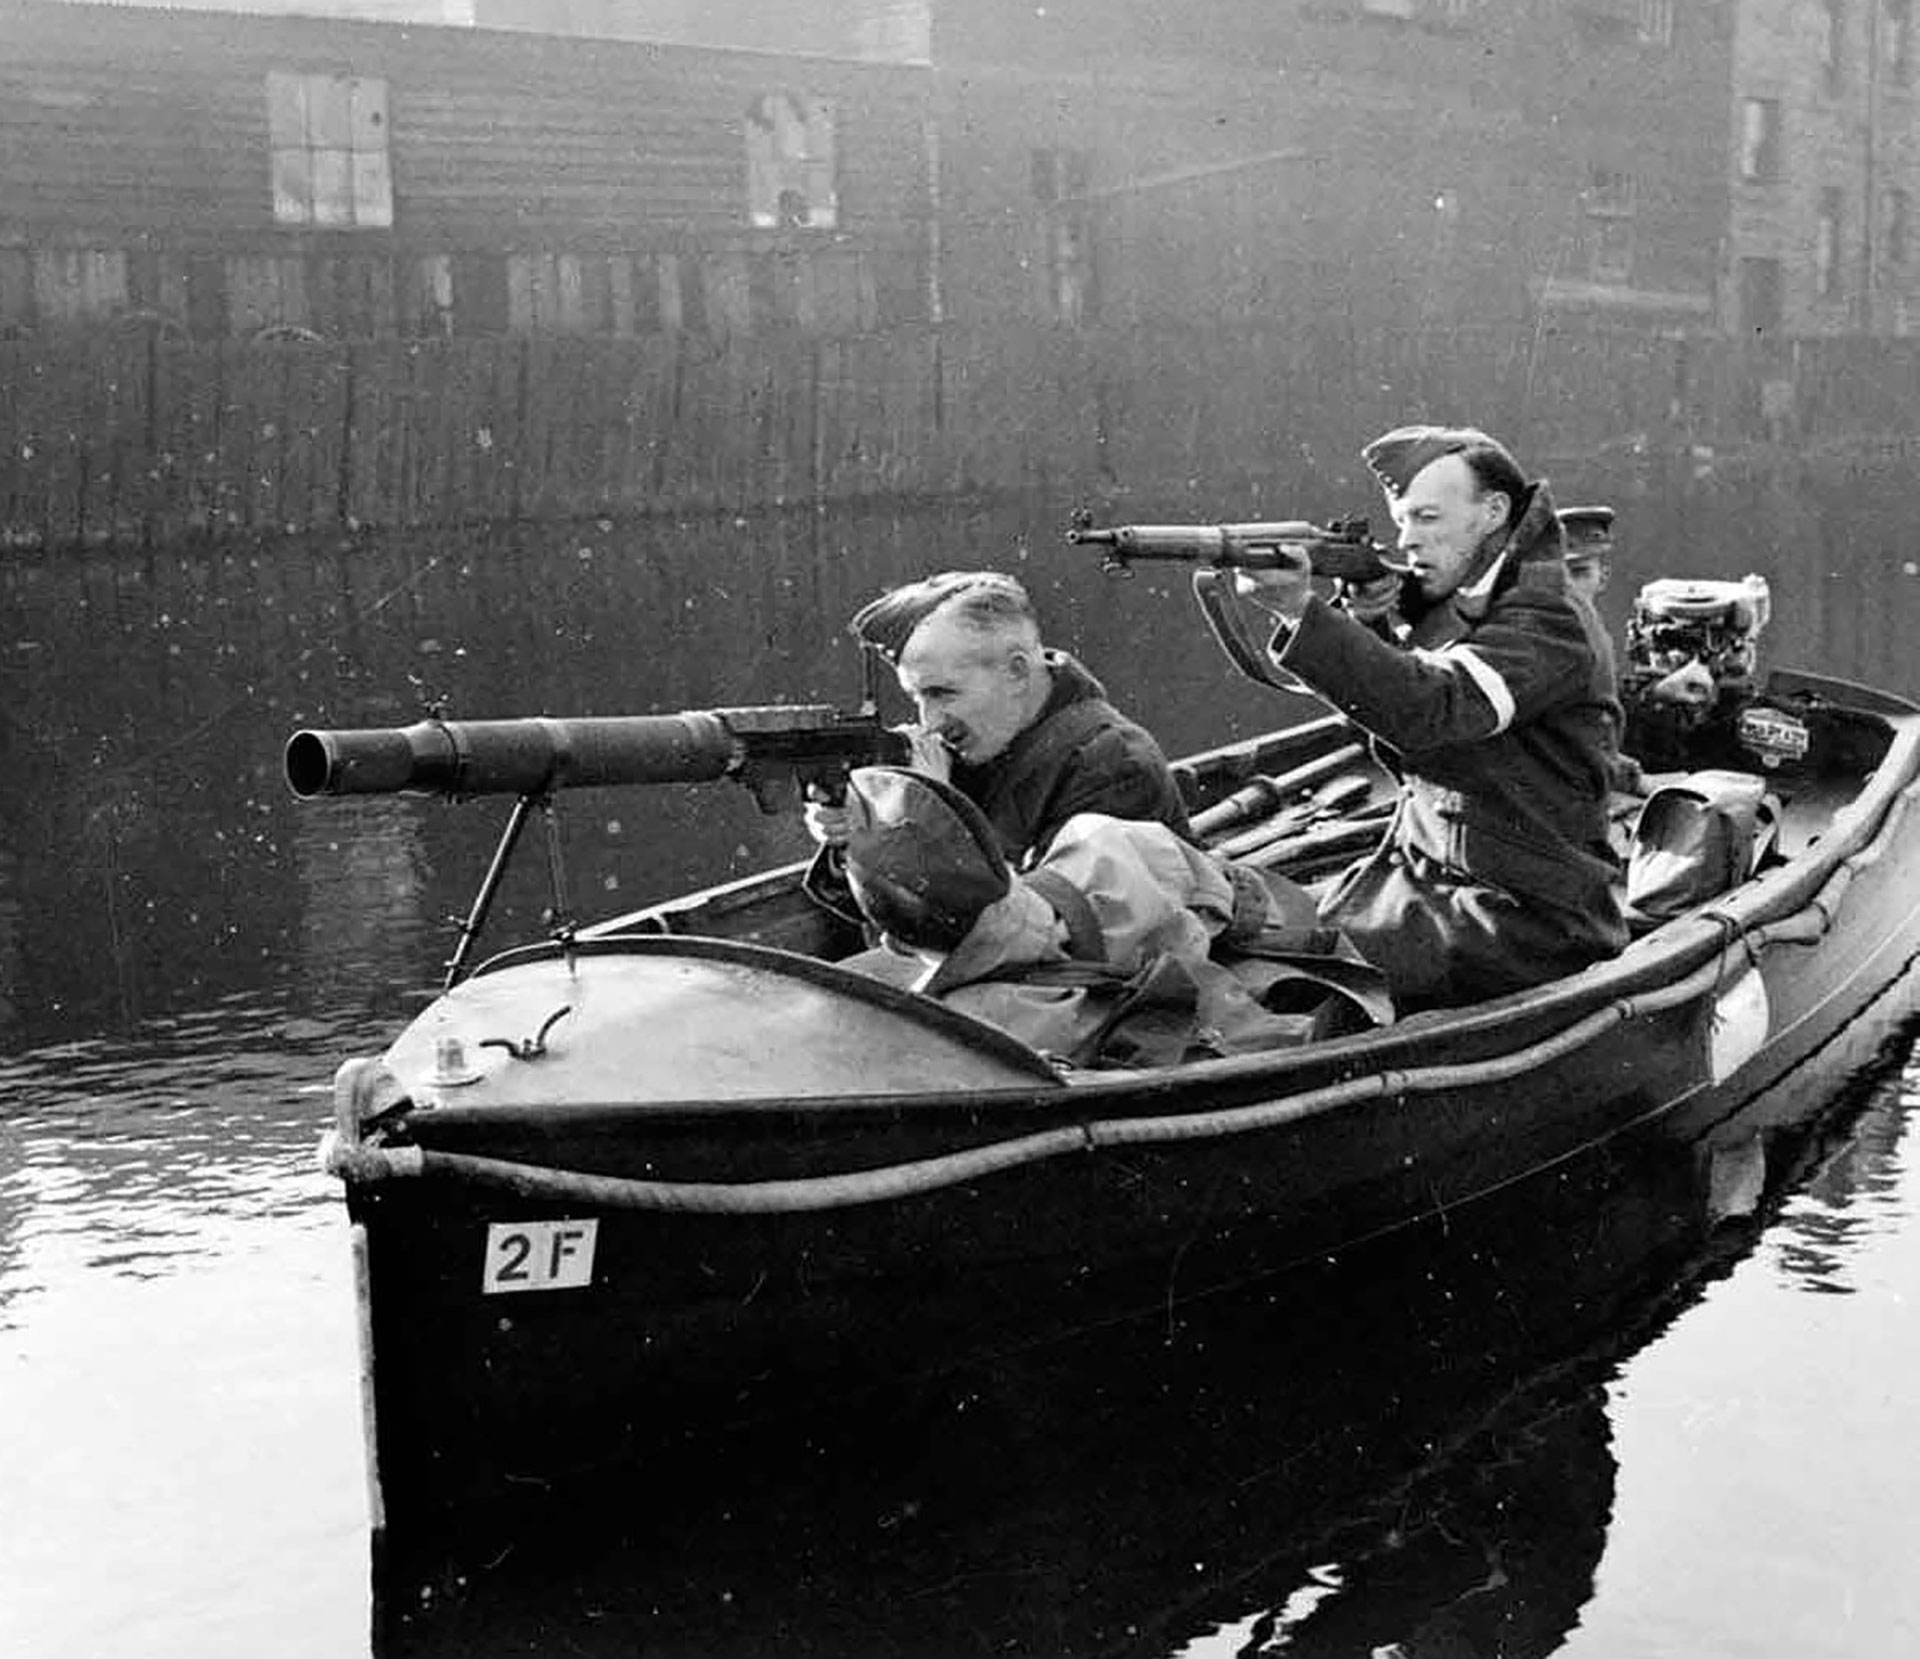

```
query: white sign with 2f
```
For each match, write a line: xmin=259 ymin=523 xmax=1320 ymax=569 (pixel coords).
xmin=482 ymin=1218 xmax=599 ymax=1293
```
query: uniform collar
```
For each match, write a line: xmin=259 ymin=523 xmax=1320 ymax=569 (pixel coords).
xmin=1453 ymin=547 xmax=1510 ymax=622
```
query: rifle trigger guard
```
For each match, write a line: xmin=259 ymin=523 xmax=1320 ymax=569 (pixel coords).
xmin=1190 ymin=569 xmax=1315 ymax=696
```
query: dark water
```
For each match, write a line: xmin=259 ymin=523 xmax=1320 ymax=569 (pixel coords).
xmin=3 ymin=475 xmax=1920 ymax=1656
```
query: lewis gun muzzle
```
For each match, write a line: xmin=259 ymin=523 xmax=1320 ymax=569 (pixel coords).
xmin=285 ymin=705 xmax=910 ymax=807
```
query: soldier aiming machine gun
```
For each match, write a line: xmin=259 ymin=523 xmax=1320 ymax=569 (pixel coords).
xmin=1065 ymin=509 xmax=1408 ymax=694
xmin=286 ymin=700 xmax=909 ymax=985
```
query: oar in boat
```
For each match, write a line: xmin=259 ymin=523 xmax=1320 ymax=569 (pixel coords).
xmin=1242 ymin=806 xmax=1395 ymax=873
xmin=1191 ymin=742 xmax=1367 ymax=842
xmin=1213 ymin=772 xmax=1376 ymax=860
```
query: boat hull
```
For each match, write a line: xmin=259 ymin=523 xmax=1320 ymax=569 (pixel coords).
xmin=336 ymin=673 xmax=1920 ymax=1540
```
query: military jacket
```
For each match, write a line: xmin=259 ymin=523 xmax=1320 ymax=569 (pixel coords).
xmin=1271 ymin=484 xmax=1627 ymax=1008
xmin=950 ymin=651 xmax=1191 ymax=863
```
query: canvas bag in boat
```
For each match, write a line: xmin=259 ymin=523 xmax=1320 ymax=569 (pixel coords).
xmin=1625 ymin=769 xmax=1780 ymax=925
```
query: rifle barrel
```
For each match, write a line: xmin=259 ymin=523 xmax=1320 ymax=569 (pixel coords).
xmin=287 ymin=712 xmax=751 ymax=799
xmin=1066 ymin=522 xmax=1325 ymax=559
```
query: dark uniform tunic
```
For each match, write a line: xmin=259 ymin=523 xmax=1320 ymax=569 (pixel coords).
xmin=948 ymin=650 xmax=1190 ymax=864
xmin=1271 ymin=483 xmax=1627 ymax=1010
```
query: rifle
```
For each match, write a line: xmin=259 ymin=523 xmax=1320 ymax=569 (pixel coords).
xmin=285 ymin=703 xmax=909 ymax=985
xmin=1065 ymin=510 xmax=1407 ymax=697
xmin=1065 ymin=512 xmax=1404 ymax=586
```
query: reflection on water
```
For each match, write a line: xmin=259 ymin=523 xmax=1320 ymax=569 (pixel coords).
xmin=0 ymin=998 xmax=372 ymax=1659
xmin=1561 ymin=1055 xmax=1920 ymax=1659
xmin=1766 ymin=1070 xmax=1914 ymax=1296
xmin=0 ymin=1002 xmax=346 ymax=1290
xmin=1 ymin=480 xmax=1918 ymax=1657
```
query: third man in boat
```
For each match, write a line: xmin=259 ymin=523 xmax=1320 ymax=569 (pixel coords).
xmin=1233 ymin=424 xmax=1628 ymax=1011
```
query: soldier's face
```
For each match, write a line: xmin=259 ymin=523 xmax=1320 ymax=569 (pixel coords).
xmin=897 ymin=614 xmax=1034 ymax=764
xmin=1567 ymin=557 xmax=1609 ymax=601
xmin=1388 ymin=454 xmax=1509 ymax=602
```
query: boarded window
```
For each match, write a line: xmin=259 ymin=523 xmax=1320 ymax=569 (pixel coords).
xmin=1817 ymin=187 xmax=1844 ymax=299
xmin=451 ymin=254 xmax=510 ymax=337
xmin=1738 ymin=99 xmax=1781 ymax=181
xmin=30 ymin=249 xmax=129 ymax=324
xmin=187 ymin=255 xmax=229 ymax=338
xmin=616 ymin=257 xmax=659 ymax=334
xmin=677 ymin=255 xmax=710 ymax=333
xmin=403 ymin=255 xmax=454 ymax=337
xmin=1639 ymin=0 xmax=1675 ymax=43
xmin=269 ymin=72 xmax=393 ymax=229
xmin=1738 ymin=257 xmax=1783 ymax=336
xmin=1887 ymin=187 xmax=1911 ymax=267
xmin=226 ymin=255 xmax=309 ymax=334
xmin=508 ymin=254 xmax=592 ymax=334
xmin=745 ymin=94 xmax=838 ymax=230
xmin=1587 ymin=168 xmax=1635 ymax=283
xmin=1889 ymin=0 xmax=1913 ymax=82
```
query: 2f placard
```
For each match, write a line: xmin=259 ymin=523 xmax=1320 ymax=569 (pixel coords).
xmin=482 ymin=1219 xmax=599 ymax=1293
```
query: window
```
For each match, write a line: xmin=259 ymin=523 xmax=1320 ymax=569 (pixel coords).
xmin=1886 ymin=187 xmax=1910 ymax=267
xmin=1738 ymin=99 xmax=1782 ymax=181
xmin=1823 ymin=0 xmax=1846 ymax=93
xmin=1739 ymin=257 xmax=1784 ymax=336
xmin=268 ymin=72 xmax=392 ymax=229
xmin=30 ymin=249 xmax=129 ymax=324
xmin=1817 ymin=187 xmax=1844 ymax=299
xmin=1888 ymin=0 xmax=1913 ymax=83
xmin=745 ymin=94 xmax=838 ymax=230
xmin=1586 ymin=168 xmax=1636 ymax=282
xmin=1639 ymin=0 xmax=1675 ymax=44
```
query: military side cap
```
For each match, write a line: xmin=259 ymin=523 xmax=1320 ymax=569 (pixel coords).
xmin=1360 ymin=424 xmax=1501 ymax=497
xmin=842 ymin=765 xmax=1011 ymax=951
xmin=1557 ymin=505 xmax=1616 ymax=557
xmin=848 ymin=571 xmax=1026 ymax=661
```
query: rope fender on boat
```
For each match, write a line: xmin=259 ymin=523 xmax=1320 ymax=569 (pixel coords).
xmin=316 ymin=779 xmax=1916 ymax=1213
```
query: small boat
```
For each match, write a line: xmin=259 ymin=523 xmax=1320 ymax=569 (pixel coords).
xmin=301 ymin=572 xmax=1920 ymax=1545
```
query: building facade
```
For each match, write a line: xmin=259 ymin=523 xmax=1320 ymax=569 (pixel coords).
xmin=10 ymin=0 xmax=1920 ymax=342
xmin=928 ymin=0 xmax=1730 ymax=336
xmin=0 ymin=0 xmax=933 ymax=340
xmin=1726 ymin=0 xmax=1920 ymax=335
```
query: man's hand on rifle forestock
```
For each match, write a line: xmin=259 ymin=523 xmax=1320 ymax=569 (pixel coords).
xmin=1232 ymin=545 xmax=1315 ymax=622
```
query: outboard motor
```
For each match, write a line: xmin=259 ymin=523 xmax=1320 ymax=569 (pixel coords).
xmin=1622 ymin=575 xmax=1773 ymax=771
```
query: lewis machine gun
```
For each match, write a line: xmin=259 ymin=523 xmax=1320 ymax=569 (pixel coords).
xmin=286 ymin=699 xmax=909 ymax=987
